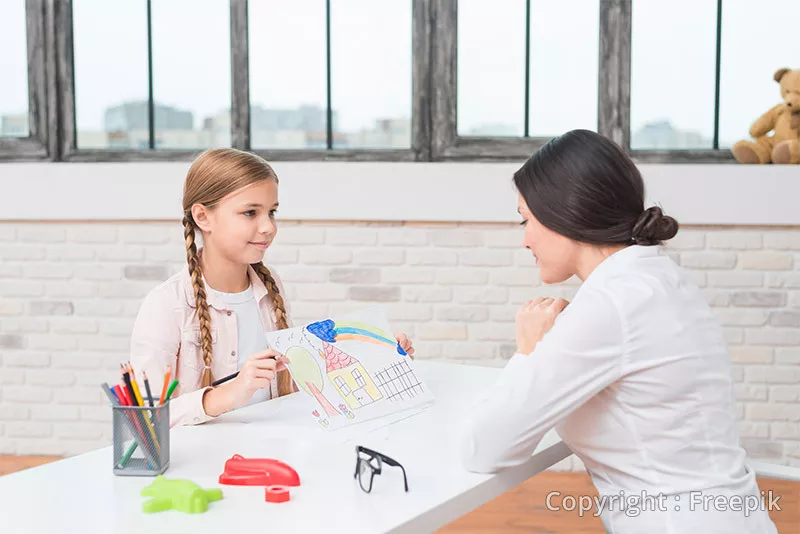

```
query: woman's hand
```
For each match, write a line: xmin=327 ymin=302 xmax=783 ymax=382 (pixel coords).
xmin=515 ymin=297 xmax=569 ymax=355
xmin=203 ymin=349 xmax=288 ymax=416
xmin=396 ymin=333 xmax=416 ymax=359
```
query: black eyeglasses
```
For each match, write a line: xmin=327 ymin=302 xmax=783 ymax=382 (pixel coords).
xmin=354 ymin=446 xmax=409 ymax=494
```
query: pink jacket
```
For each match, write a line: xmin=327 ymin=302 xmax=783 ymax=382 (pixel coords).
xmin=129 ymin=264 xmax=292 ymax=427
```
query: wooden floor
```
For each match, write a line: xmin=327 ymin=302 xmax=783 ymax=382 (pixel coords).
xmin=2 ymin=456 xmax=798 ymax=532
xmin=439 ymin=471 xmax=800 ymax=534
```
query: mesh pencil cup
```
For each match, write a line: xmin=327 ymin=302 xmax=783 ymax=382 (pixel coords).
xmin=112 ymin=402 xmax=170 ymax=476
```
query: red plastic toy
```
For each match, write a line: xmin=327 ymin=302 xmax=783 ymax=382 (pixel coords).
xmin=265 ymin=485 xmax=291 ymax=503
xmin=218 ymin=454 xmax=301 ymax=487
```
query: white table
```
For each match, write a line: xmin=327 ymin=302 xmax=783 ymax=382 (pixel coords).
xmin=0 ymin=361 xmax=572 ymax=534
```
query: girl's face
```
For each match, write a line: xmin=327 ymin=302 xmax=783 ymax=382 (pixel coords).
xmin=194 ymin=180 xmax=279 ymax=266
xmin=517 ymin=192 xmax=579 ymax=284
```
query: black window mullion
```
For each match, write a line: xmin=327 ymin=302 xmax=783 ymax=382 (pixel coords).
xmin=524 ymin=0 xmax=531 ymax=138
xmin=712 ymin=0 xmax=722 ymax=150
xmin=326 ymin=0 xmax=333 ymax=150
xmin=146 ymin=0 xmax=155 ymax=150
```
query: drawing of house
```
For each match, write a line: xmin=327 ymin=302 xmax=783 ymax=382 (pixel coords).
xmin=318 ymin=341 xmax=382 ymax=410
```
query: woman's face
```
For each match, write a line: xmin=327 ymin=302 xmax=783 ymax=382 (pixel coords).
xmin=517 ymin=192 xmax=580 ymax=284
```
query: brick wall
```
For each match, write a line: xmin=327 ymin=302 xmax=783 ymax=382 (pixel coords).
xmin=0 ymin=221 xmax=798 ymax=468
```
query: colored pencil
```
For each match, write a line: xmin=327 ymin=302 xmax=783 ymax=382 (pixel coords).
xmin=122 ymin=365 xmax=160 ymax=457
xmin=212 ymin=355 xmax=275 ymax=387
xmin=164 ymin=379 xmax=179 ymax=403
xmin=127 ymin=364 xmax=145 ymax=407
xmin=159 ymin=364 xmax=172 ymax=405
xmin=128 ymin=365 xmax=160 ymax=450
xmin=142 ymin=371 xmax=154 ymax=407
xmin=104 ymin=382 xmax=158 ymax=469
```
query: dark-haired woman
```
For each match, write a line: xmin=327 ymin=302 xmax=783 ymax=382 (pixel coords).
xmin=460 ymin=130 xmax=777 ymax=533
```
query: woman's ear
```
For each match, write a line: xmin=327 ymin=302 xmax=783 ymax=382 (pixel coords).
xmin=191 ymin=204 xmax=213 ymax=233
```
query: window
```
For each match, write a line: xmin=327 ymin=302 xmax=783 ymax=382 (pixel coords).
xmin=73 ymin=0 xmax=229 ymax=151
xmin=457 ymin=0 xmax=525 ymax=137
xmin=5 ymin=0 xmax=796 ymax=163
xmin=630 ymin=0 xmax=717 ymax=150
xmin=718 ymin=0 xmax=800 ymax=149
xmin=628 ymin=0 xmax=799 ymax=160
xmin=458 ymin=0 xmax=599 ymax=139
xmin=73 ymin=0 xmax=148 ymax=149
xmin=151 ymin=0 xmax=230 ymax=150
xmin=249 ymin=0 xmax=327 ymax=150
xmin=249 ymin=0 xmax=411 ymax=151
xmin=0 ymin=0 xmax=47 ymax=160
xmin=334 ymin=376 xmax=350 ymax=395
xmin=352 ymin=368 xmax=366 ymax=388
xmin=0 ymin=1 xmax=29 ymax=138
xmin=330 ymin=0 xmax=412 ymax=149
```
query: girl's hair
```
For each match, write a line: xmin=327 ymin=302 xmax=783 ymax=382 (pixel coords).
xmin=513 ymin=129 xmax=678 ymax=246
xmin=182 ymin=148 xmax=293 ymax=396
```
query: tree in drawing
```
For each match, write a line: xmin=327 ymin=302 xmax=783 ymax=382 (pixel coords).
xmin=284 ymin=345 xmax=340 ymax=417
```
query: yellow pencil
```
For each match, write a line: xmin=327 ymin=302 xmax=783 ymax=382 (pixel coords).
xmin=128 ymin=364 xmax=160 ymax=454
xmin=128 ymin=364 xmax=145 ymax=407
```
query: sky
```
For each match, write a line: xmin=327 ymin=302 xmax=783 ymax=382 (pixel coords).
xmin=1 ymin=0 xmax=799 ymax=147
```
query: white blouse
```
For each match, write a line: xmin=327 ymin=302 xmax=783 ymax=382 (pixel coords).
xmin=460 ymin=245 xmax=778 ymax=533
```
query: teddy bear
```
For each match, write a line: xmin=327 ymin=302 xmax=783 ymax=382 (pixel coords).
xmin=731 ymin=68 xmax=800 ymax=164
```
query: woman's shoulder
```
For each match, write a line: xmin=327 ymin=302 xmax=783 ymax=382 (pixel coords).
xmin=588 ymin=250 xmax=703 ymax=320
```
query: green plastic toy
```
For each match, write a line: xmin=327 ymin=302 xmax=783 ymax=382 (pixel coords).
xmin=141 ymin=475 xmax=223 ymax=514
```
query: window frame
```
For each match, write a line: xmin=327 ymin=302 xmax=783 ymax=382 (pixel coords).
xmin=429 ymin=0 xmax=735 ymax=163
xmin=54 ymin=0 xmax=431 ymax=162
xmin=0 ymin=0 xmax=50 ymax=161
xmin=1 ymin=0 xmax=738 ymax=163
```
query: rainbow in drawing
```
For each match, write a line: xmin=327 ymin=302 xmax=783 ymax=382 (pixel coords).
xmin=307 ymin=319 xmax=407 ymax=356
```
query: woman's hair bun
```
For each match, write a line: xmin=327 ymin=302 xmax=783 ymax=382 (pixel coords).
xmin=631 ymin=206 xmax=679 ymax=245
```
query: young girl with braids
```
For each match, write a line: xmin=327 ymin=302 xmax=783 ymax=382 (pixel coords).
xmin=130 ymin=148 xmax=415 ymax=426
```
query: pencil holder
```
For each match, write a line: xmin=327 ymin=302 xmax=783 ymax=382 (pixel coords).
xmin=112 ymin=403 xmax=170 ymax=476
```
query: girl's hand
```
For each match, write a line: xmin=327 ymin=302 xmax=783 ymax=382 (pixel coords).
xmin=229 ymin=349 xmax=288 ymax=406
xmin=515 ymin=297 xmax=569 ymax=355
xmin=396 ymin=333 xmax=415 ymax=359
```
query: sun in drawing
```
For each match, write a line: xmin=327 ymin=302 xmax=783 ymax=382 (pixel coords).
xmin=318 ymin=341 xmax=383 ymax=410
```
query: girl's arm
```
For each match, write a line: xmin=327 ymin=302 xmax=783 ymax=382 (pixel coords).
xmin=458 ymin=287 xmax=624 ymax=473
xmin=129 ymin=287 xmax=212 ymax=426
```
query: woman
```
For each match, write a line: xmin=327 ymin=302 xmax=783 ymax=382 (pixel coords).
xmin=459 ymin=130 xmax=777 ymax=533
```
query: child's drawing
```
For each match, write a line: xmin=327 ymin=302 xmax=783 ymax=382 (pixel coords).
xmin=372 ymin=360 xmax=425 ymax=402
xmin=338 ymin=403 xmax=355 ymax=419
xmin=319 ymin=341 xmax=382 ymax=410
xmin=265 ymin=307 xmax=434 ymax=430
xmin=284 ymin=345 xmax=341 ymax=417
xmin=311 ymin=410 xmax=329 ymax=428
xmin=307 ymin=319 xmax=408 ymax=356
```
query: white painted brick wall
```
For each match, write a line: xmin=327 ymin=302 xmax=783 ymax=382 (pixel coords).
xmin=1 ymin=221 xmax=799 ymax=471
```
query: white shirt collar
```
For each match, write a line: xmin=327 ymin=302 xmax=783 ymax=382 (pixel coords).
xmin=582 ymin=245 xmax=662 ymax=288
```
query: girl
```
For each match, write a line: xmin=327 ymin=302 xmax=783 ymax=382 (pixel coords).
xmin=459 ymin=130 xmax=777 ymax=533
xmin=130 ymin=148 xmax=414 ymax=427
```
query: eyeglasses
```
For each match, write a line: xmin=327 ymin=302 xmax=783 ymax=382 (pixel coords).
xmin=354 ymin=445 xmax=409 ymax=494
